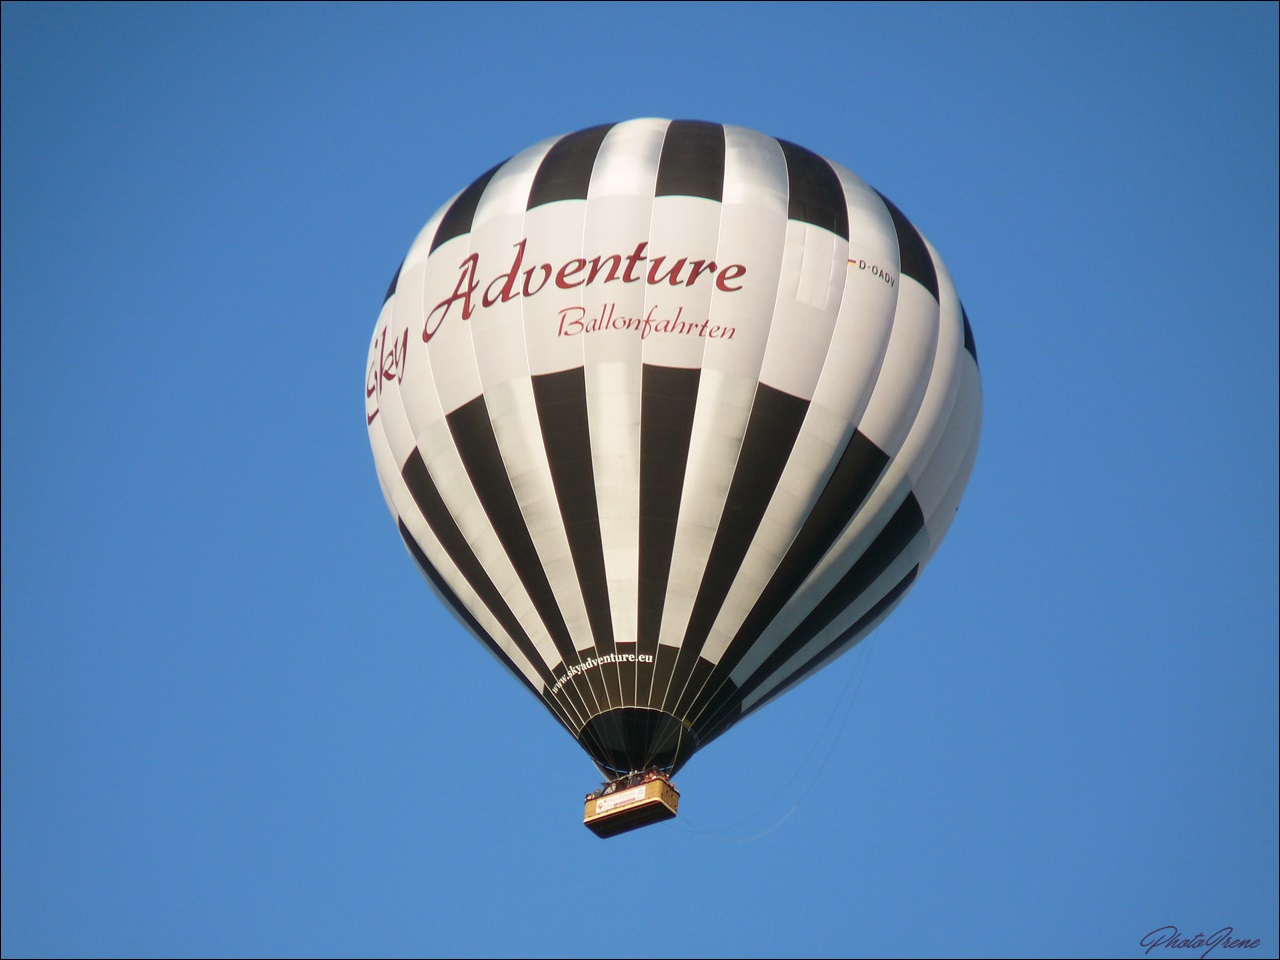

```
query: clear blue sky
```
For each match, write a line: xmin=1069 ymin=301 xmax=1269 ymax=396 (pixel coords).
xmin=3 ymin=4 xmax=1276 ymax=958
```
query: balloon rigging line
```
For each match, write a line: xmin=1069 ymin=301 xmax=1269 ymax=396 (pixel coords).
xmin=676 ymin=635 xmax=872 ymax=838
xmin=731 ymin=634 xmax=878 ymax=841
xmin=678 ymin=633 xmax=878 ymax=841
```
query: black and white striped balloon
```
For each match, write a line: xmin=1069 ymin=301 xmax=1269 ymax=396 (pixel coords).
xmin=365 ymin=119 xmax=981 ymax=778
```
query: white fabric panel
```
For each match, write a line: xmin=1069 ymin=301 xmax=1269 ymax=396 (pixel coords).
xmin=755 ymin=220 xmax=847 ymax=399
xmin=878 ymin=242 xmax=982 ymax=573
xmin=368 ymin=353 xmax=421 ymax=557
xmin=483 ymin=375 xmax=595 ymax=655
xmin=579 ymin=123 xmax=665 ymax=644
xmin=373 ymin=197 xmax=459 ymax=474
xmin=476 ymin=137 xmax=554 ymax=220
xmin=385 ymin=271 xmax=442 ymax=481
xmin=699 ymin=198 xmax=786 ymax=382
xmin=382 ymin=258 xmax=435 ymax=464
xmin=381 ymin=444 xmax=565 ymax=715
xmin=425 ymin=145 xmax=542 ymax=414
xmin=736 ymin=269 xmax=942 ymax=671
xmin=522 ymin=190 xmax=591 ymax=379
xmin=699 ymin=402 xmax=850 ymax=664
xmin=722 ymin=125 xmax=789 ymax=213
xmin=831 ymin=161 xmax=899 ymax=269
xmin=365 ymin=299 xmax=404 ymax=518
xmin=466 ymin=142 xmax=552 ymax=390
xmin=809 ymin=166 xmax=900 ymax=421
xmin=881 ymin=258 xmax=965 ymax=494
xmin=578 ymin=124 xmax=662 ymax=367
xmin=735 ymin=518 xmax=928 ymax=697
xmin=516 ymin=202 xmax=597 ymax=651
xmin=637 ymin=194 xmax=724 ymax=370
xmin=586 ymin=360 xmax=642 ymax=644
xmin=920 ymin=358 xmax=983 ymax=562
xmin=656 ymin=370 xmax=757 ymax=651
xmin=420 ymin=241 xmax=486 ymax=417
xmin=653 ymin=132 xmax=789 ymax=650
xmin=907 ymin=244 xmax=978 ymax=508
xmin=727 ymin=469 xmax=913 ymax=684
xmin=854 ymin=274 xmax=940 ymax=456
xmin=374 ymin=411 xmax=588 ymax=730
xmin=415 ymin=415 xmax=563 ymax=673
xmin=699 ymin=127 xmax=787 ymax=383
xmin=587 ymin=119 xmax=666 ymax=203
xmin=914 ymin=245 xmax=966 ymax=453
xmin=740 ymin=573 xmax=910 ymax=718
xmin=402 ymin=191 xmax=458 ymax=275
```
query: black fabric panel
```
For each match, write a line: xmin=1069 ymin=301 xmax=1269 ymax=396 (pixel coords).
xmin=527 ymin=124 xmax=613 ymax=209
xmin=531 ymin=368 xmax=614 ymax=651
xmin=666 ymin=384 xmax=811 ymax=717
xmin=697 ymin=566 xmax=919 ymax=745
xmin=547 ymin=654 xmax=609 ymax=711
xmin=668 ymin=656 xmax=715 ymax=726
xmin=430 ymin=162 xmax=504 ymax=253
xmin=617 ymin=656 xmax=640 ymax=709
xmin=397 ymin=518 xmax=502 ymax=674
xmin=721 ymin=492 xmax=925 ymax=717
xmin=655 ymin=120 xmax=725 ymax=201
xmin=688 ymin=673 xmax=739 ymax=746
xmin=578 ymin=708 xmax=698 ymax=777
xmin=686 ymin=429 xmax=890 ymax=726
xmin=778 ymin=139 xmax=849 ymax=240
xmin=398 ymin=449 xmax=592 ymax=725
xmin=575 ymin=715 xmax=615 ymax=778
xmin=444 ymin=397 xmax=609 ymax=708
xmin=961 ymin=303 xmax=978 ymax=366
xmin=875 ymin=191 xmax=939 ymax=301
xmin=646 ymin=643 xmax=681 ymax=711
xmin=384 ymin=259 xmax=403 ymax=304
xmin=399 ymin=451 xmax=549 ymax=684
xmin=531 ymin=368 xmax=621 ymax=706
xmin=637 ymin=365 xmax=701 ymax=656
xmin=397 ymin=517 xmax=555 ymax=714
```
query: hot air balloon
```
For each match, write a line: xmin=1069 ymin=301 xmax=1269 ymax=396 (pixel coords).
xmin=365 ymin=119 xmax=981 ymax=836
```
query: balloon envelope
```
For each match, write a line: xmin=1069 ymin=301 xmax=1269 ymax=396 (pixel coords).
xmin=366 ymin=120 xmax=981 ymax=777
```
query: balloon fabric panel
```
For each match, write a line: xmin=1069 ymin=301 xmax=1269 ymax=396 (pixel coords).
xmin=366 ymin=119 xmax=982 ymax=778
